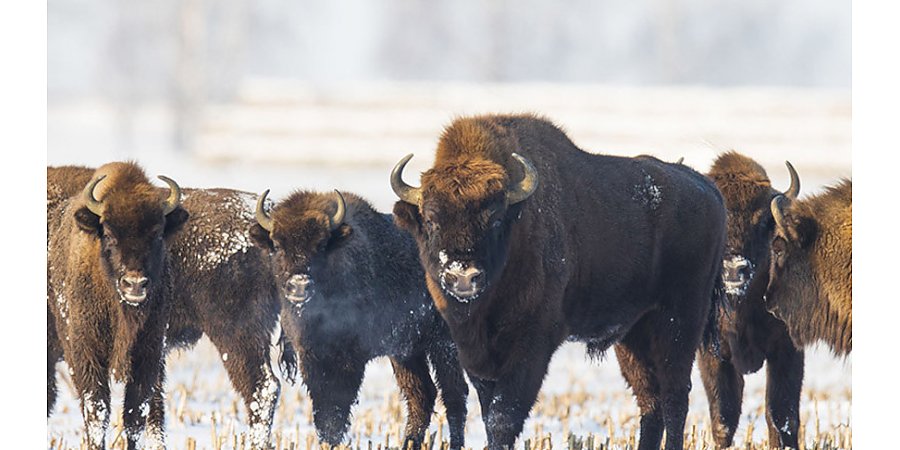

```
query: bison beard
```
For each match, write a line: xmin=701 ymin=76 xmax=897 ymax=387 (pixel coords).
xmin=250 ymin=190 xmax=469 ymax=448
xmin=393 ymin=114 xmax=727 ymax=450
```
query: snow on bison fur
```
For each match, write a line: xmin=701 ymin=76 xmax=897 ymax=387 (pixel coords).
xmin=47 ymin=162 xmax=188 ymax=449
xmin=768 ymin=179 xmax=852 ymax=355
xmin=250 ymin=189 xmax=468 ymax=448
xmin=391 ymin=114 xmax=727 ymax=450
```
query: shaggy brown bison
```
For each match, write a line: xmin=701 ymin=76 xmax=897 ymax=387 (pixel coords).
xmin=391 ymin=114 xmax=726 ymax=450
xmin=768 ymin=180 xmax=852 ymax=355
xmin=698 ymin=152 xmax=805 ymax=448
xmin=48 ymin=166 xmax=288 ymax=449
xmin=47 ymin=162 xmax=188 ymax=449
xmin=250 ymin=189 xmax=468 ymax=448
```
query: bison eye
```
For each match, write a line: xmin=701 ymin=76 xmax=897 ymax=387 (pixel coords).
xmin=425 ymin=219 xmax=438 ymax=233
xmin=772 ymin=238 xmax=786 ymax=257
xmin=492 ymin=219 xmax=502 ymax=229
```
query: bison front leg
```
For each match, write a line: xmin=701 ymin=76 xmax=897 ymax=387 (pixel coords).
xmin=301 ymin=355 xmax=366 ymax=446
xmin=429 ymin=344 xmax=469 ymax=449
xmin=71 ymin=362 xmax=112 ymax=450
xmin=123 ymin=365 xmax=167 ymax=450
xmin=391 ymin=355 xmax=437 ymax=449
xmin=123 ymin=326 xmax=168 ymax=450
xmin=480 ymin=354 xmax=553 ymax=450
xmin=764 ymin=336 xmax=803 ymax=449
xmin=698 ymin=347 xmax=744 ymax=448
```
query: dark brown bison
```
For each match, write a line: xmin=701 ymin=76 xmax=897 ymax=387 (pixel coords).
xmin=698 ymin=152 xmax=805 ymax=448
xmin=391 ymin=114 xmax=726 ymax=450
xmin=48 ymin=166 xmax=289 ymax=449
xmin=47 ymin=162 xmax=188 ymax=449
xmin=768 ymin=180 xmax=852 ymax=355
xmin=250 ymin=189 xmax=468 ymax=448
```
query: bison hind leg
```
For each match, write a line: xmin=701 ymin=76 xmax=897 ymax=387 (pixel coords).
xmin=391 ymin=355 xmax=438 ymax=449
xmin=614 ymin=342 xmax=664 ymax=450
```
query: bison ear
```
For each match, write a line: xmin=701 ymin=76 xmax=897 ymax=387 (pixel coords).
xmin=74 ymin=207 xmax=102 ymax=236
xmin=392 ymin=201 xmax=421 ymax=234
xmin=249 ymin=223 xmax=275 ymax=251
xmin=164 ymin=207 xmax=190 ymax=236
xmin=327 ymin=223 xmax=354 ymax=248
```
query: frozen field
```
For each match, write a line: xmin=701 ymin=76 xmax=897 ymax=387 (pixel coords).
xmin=47 ymin=83 xmax=851 ymax=449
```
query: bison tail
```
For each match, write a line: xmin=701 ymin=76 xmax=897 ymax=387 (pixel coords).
xmin=702 ymin=272 xmax=725 ymax=357
xmin=277 ymin=328 xmax=298 ymax=385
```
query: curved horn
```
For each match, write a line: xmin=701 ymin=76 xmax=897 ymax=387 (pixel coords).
xmin=157 ymin=175 xmax=183 ymax=215
xmin=256 ymin=189 xmax=274 ymax=232
xmin=390 ymin=153 xmax=422 ymax=205
xmin=506 ymin=153 xmax=539 ymax=204
xmin=330 ymin=190 xmax=346 ymax=230
xmin=770 ymin=195 xmax=788 ymax=231
xmin=784 ymin=161 xmax=800 ymax=200
xmin=82 ymin=175 xmax=107 ymax=216
xmin=675 ymin=157 xmax=684 ymax=165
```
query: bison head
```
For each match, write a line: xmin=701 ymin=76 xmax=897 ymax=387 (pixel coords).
xmin=75 ymin=170 xmax=188 ymax=306
xmin=765 ymin=194 xmax=818 ymax=306
xmin=391 ymin=153 xmax=537 ymax=303
xmin=250 ymin=190 xmax=350 ymax=304
xmin=708 ymin=153 xmax=800 ymax=301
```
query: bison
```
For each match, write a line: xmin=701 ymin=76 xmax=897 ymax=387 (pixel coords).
xmin=249 ymin=189 xmax=468 ymax=448
xmin=390 ymin=114 xmax=726 ymax=450
xmin=47 ymin=162 xmax=188 ymax=449
xmin=48 ymin=166 xmax=289 ymax=449
xmin=767 ymin=180 xmax=852 ymax=355
xmin=698 ymin=152 xmax=805 ymax=448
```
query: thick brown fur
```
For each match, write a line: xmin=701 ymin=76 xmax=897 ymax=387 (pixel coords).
xmin=47 ymin=162 xmax=188 ymax=449
xmin=699 ymin=152 xmax=805 ymax=448
xmin=393 ymin=114 xmax=727 ymax=450
xmin=768 ymin=180 xmax=852 ymax=355
xmin=250 ymin=191 xmax=468 ymax=448
xmin=48 ymin=167 xmax=285 ymax=449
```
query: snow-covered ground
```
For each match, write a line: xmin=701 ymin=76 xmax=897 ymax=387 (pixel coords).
xmin=47 ymin=83 xmax=851 ymax=449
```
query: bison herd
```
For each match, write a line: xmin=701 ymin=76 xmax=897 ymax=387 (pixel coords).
xmin=47 ymin=114 xmax=852 ymax=450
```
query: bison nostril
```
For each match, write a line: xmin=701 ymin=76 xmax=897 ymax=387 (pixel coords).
xmin=443 ymin=272 xmax=459 ymax=285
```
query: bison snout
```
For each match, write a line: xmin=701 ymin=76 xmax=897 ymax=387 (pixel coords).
xmin=442 ymin=264 xmax=485 ymax=301
xmin=118 ymin=273 xmax=149 ymax=304
xmin=722 ymin=255 xmax=753 ymax=295
xmin=285 ymin=274 xmax=313 ymax=303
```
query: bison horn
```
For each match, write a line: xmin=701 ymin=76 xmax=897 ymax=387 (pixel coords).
xmin=784 ymin=161 xmax=800 ymax=200
xmin=676 ymin=157 xmax=684 ymax=164
xmin=82 ymin=175 xmax=107 ymax=216
xmin=390 ymin=153 xmax=423 ymax=205
xmin=331 ymin=190 xmax=346 ymax=230
xmin=158 ymin=175 xmax=183 ymax=215
xmin=256 ymin=189 xmax=275 ymax=232
xmin=507 ymin=153 xmax=539 ymax=205
xmin=770 ymin=195 xmax=789 ymax=232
